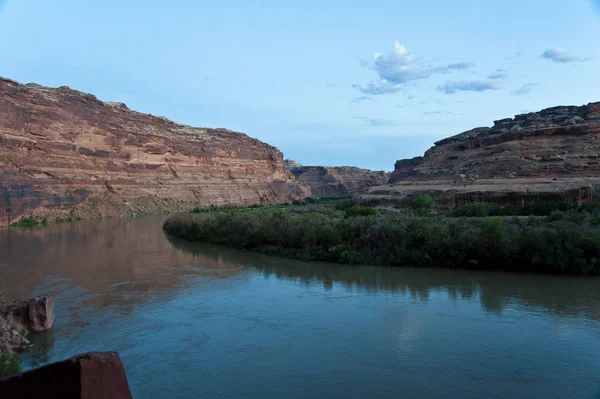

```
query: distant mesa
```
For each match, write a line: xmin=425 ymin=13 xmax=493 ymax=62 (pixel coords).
xmin=284 ymin=160 xmax=390 ymax=198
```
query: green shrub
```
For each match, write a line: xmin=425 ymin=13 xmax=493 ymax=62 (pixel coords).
xmin=578 ymin=203 xmax=600 ymax=213
xmin=54 ymin=216 xmax=83 ymax=224
xmin=163 ymin=204 xmax=600 ymax=275
xmin=10 ymin=216 xmax=47 ymax=228
xmin=411 ymin=194 xmax=436 ymax=216
xmin=453 ymin=203 xmax=489 ymax=217
xmin=546 ymin=210 xmax=565 ymax=222
xmin=334 ymin=200 xmax=354 ymax=211
xmin=0 ymin=353 xmax=21 ymax=377
xmin=488 ymin=202 xmax=578 ymax=217
xmin=344 ymin=206 xmax=377 ymax=218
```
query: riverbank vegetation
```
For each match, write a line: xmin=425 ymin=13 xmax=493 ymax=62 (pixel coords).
xmin=163 ymin=197 xmax=600 ymax=276
xmin=0 ymin=353 xmax=21 ymax=377
xmin=9 ymin=215 xmax=83 ymax=228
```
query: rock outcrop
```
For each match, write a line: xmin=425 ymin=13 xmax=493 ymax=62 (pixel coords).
xmin=1 ymin=296 xmax=55 ymax=334
xmin=0 ymin=78 xmax=309 ymax=226
xmin=0 ymin=295 xmax=55 ymax=355
xmin=285 ymin=161 xmax=390 ymax=197
xmin=359 ymin=103 xmax=600 ymax=208
xmin=0 ymin=352 xmax=133 ymax=399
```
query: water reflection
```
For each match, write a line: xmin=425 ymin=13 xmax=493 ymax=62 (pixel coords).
xmin=168 ymin=235 xmax=600 ymax=321
xmin=0 ymin=216 xmax=599 ymax=399
xmin=0 ymin=216 xmax=246 ymax=309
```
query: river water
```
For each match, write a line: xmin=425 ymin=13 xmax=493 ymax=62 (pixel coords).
xmin=0 ymin=216 xmax=599 ymax=398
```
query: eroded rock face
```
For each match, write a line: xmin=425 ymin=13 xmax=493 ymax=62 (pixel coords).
xmin=1 ymin=295 xmax=54 ymax=355
xmin=0 ymin=78 xmax=309 ymax=226
xmin=360 ymin=103 xmax=600 ymax=208
xmin=285 ymin=162 xmax=391 ymax=197
xmin=1 ymin=296 xmax=55 ymax=334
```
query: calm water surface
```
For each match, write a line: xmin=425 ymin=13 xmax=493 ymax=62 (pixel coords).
xmin=1 ymin=216 xmax=599 ymax=398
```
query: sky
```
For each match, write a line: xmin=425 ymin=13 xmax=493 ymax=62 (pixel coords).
xmin=0 ymin=1 xmax=599 ymax=171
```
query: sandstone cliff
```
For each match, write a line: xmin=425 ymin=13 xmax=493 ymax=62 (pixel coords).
xmin=284 ymin=161 xmax=390 ymax=197
xmin=359 ymin=103 xmax=600 ymax=208
xmin=0 ymin=78 xmax=309 ymax=226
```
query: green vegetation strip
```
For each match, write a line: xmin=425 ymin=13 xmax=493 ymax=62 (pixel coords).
xmin=0 ymin=353 xmax=21 ymax=377
xmin=164 ymin=197 xmax=600 ymax=276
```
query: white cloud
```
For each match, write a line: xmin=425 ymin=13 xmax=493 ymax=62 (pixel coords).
xmin=487 ymin=69 xmax=508 ymax=80
xmin=437 ymin=68 xmax=507 ymax=95
xmin=349 ymin=95 xmax=373 ymax=104
xmin=540 ymin=48 xmax=591 ymax=63
xmin=355 ymin=41 xmax=474 ymax=95
xmin=355 ymin=116 xmax=396 ymax=127
xmin=511 ymin=83 xmax=537 ymax=96
xmin=505 ymin=48 xmax=525 ymax=62
xmin=437 ymin=79 xmax=504 ymax=94
xmin=352 ymin=81 xmax=401 ymax=95
xmin=433 ymin=62 xmax=476 ymax=73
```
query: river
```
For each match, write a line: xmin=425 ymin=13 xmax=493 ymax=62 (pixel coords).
xmin=0 ymin=215 xmax=599 ymax=398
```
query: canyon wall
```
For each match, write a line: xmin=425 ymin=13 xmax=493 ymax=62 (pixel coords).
xmin=284 ymin=160 xmax=390 ymax=197
xmin=0 ymin=78 xmax=309 ymax=226
xmin=359 ymin=103 xmax=600 ymax=208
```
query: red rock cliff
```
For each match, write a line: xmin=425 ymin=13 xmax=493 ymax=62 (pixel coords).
xmin=0 ymin=78 xmax=309 ymax=225
xmin=359 ymin=103 xmax=600 ymax=208
xmin=284 ymin=160 xmax=390 ymax=197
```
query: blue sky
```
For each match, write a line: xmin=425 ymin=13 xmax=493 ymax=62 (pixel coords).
xmin=0 ymin=0 xmax=599 ymax=170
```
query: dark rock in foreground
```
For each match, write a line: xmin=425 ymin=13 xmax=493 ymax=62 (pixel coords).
xmin=0 ymin=351 xmax=132 ymax=399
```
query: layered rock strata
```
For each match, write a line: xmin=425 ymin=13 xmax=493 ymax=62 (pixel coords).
xmin=284 ymin=161 xmax=390 ymax=197
xmin=359 ymin=103 xmax=600 ymax=208
xmin=0 ymin=78 xmax=309 ymax=226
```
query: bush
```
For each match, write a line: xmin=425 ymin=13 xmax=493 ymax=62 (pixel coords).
xmin=0 ymin=353 xmax=21 ymax=378
xmin=453 ymin=203 xmax=489 ymax=217
xmin=344 ymin=206 xmax=377 ymax=218
xmin=546 ymin=210 xmax=565 ymax=222
xmin=163 ymin=204 xmax=600 ymax=275
xmin=411 ymin=194 xmax=436 ymax=216
xmin=10 ymin=216 xmax=47 ymax=228
xmin=488 ymin=202 xmax=579 ymax=217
